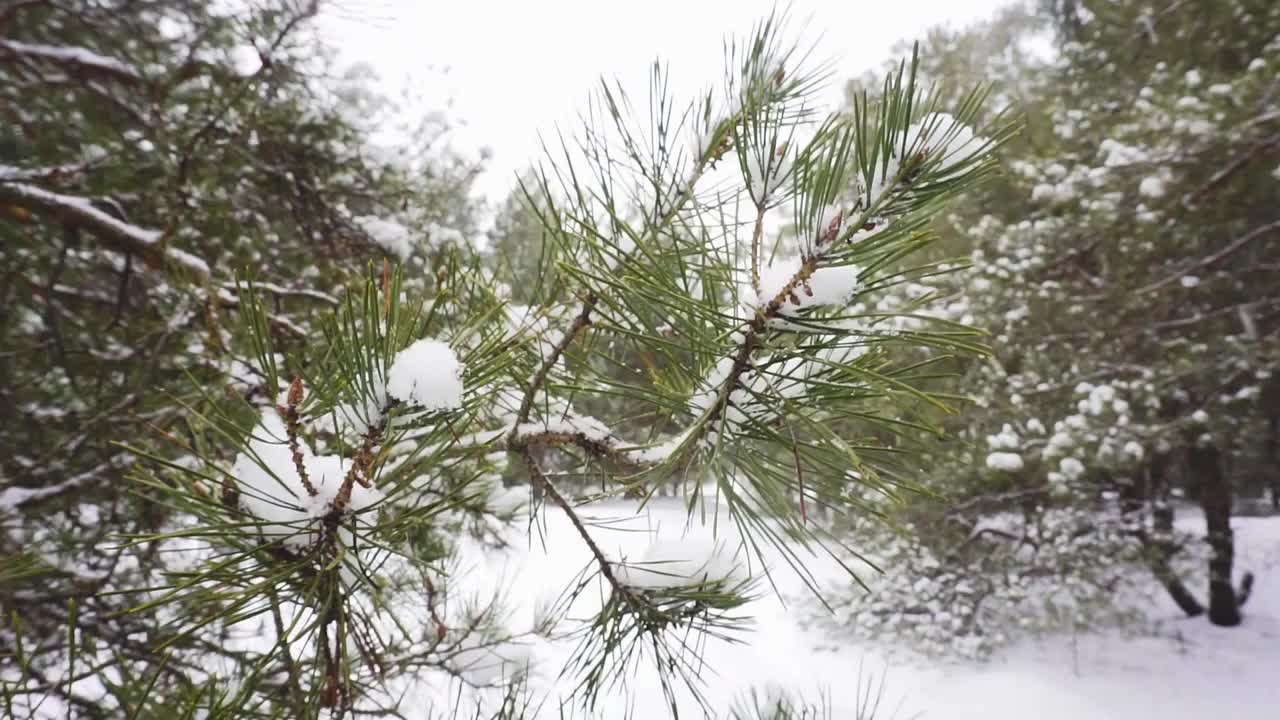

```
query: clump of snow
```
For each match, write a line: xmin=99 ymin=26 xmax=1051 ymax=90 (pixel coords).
xmin=425 ymin=222 xmax=466 ymax=246
xmin=450 ymin=637 xmax=533 ymax=685
xmin=387 ymin=339 xmax=464 ymax=410
xmin=355 ymin=215 xmax=414 ymax=260
xmin=1080 ymin=384 xmax=1118 ymax=416
xmin=1180 ymin=275 xmax=1201 ymax=288
xmin=232 ymin=412 xmax=382 ymax=548
xmin=1059 ymin=457 xmax=1086 ymax=480
xmin=229 ymin=43 xmax=262 ymax=76
xmin=746 ymin=145 xmax=795 ymax=202
xmin=1138 ymin=175 xmax=1168 ymax=198
xmin=904 ymin=112 xmax=985 ymax=168
xmin=1099 ymin=138 xmax=1147 ymax=167
xmin=987 ymin=424 xmax=1021 ymax=450
xmin=756 ymin=258 xmax=859 ymax=314
xmin=986 ymin=452 xmax=1025 ymax=472
xmin=614 ymin=536 xmax=746 ymax=590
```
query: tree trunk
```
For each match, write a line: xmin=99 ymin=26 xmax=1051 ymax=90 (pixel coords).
xmin=1189 ymin=444 xmax=1242 ymax=626
xmin=1122 ymin=455 xmax=1204 ymax=617
xmin=1149 ymin=488 xmax=1206 ymax=617
xmin=1263 ymin=378 xmax=1279 ymax=510
xmin=1266 ymin=414 xmax=1279 ymax=511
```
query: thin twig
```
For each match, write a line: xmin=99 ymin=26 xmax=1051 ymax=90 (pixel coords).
xmin=750 ymin=203 xmax=766 ymax=296
xmin=1137 ymin=219 xmax=1280 ymax=295
xmin=513 ymin=295 xmax=597 ymax=427
xmin=521 ymin=449 xmax=628 ymax=596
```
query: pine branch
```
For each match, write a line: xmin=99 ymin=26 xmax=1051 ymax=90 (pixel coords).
xmin=0 ymin=181 xmax=210 ymax=281
xmin=512 ymin=294 xmax=598 ymax=429
xmin=519 ymin=448 xmax=629 ymax=597
xmin=0 ymin=453 xmax=131 ymax=511
xmin=0 ymin=38 xmax=141 ymax=85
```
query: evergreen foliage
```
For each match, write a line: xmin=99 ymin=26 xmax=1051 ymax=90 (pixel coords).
xmin=3 ymin=4 xmax=1011 ymax=717
xmin=827 ymin=0 xmax=1279 ymax=658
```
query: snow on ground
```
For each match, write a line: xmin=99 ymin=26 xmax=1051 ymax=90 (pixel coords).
xmin=433 ymin=498 xmax=1280 ymax=718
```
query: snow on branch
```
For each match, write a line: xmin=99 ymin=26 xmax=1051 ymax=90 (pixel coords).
xmin=0 ymin=162 xmax=89 ymax=183
xmin=218 ymin=281 xmax=339 ymax=306
xmin=0 ymin=453 xmax=132 ymax=512
xmin=354 ymin=215 xmax=414 ymax=260
xmin=387 ymin=339 xmax=465 ymax=410
xmin=232 ymin=409 xmax=383 ymax=550
xmin=0 ymin=38 xmax=141 ymax=85
xmin=0 ymin=181 xmax=210 ymax=281
xmin=510 ymin=413 xmax=647 ymax=470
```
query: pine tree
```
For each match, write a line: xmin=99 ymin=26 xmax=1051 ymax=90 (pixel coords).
xmin=1 ymin=6 xmax=1011 ymax=718
xmin=1 ymin=1 xmax=479 ymax=716
xmin=826 ymin=0 xmax=1279 ymax=655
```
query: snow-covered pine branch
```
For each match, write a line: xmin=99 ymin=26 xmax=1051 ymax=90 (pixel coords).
xmin=0 ymin=38 xmax=142 ymax=85
xmin=51 ymin=10 xmax=1009 ymax=719
xmin=0 ymin=181 xmax=210 ymax=280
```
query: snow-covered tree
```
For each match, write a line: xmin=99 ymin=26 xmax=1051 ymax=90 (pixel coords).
xmin=0 ymin=1 xmax=481 ymax=716
xmin=827 ymin=0 xmax=1279 ymax=657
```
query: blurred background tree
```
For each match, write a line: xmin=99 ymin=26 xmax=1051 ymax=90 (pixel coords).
xmin=827 ymin=0 xmax=1279 ymax=658
xmin=0 ymin=0 xmax=481 ymax=714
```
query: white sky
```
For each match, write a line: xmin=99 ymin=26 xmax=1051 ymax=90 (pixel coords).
xmin=320 ymin=0 xmax=1012 ymax=203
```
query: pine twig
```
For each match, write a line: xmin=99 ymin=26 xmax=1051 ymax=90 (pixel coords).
xmin=513 ymin=295 xmax=597 ymax=428
xmin=278 ymin=376 xmax=317 ymax=497
xmin=520 ymin=448 xmax=629 ymax=597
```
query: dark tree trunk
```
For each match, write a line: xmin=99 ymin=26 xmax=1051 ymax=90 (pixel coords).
xmin=1266 ymin=414 xmax=1279 ymax=511
xmin=1189 ymin=444 xmax=1242 ymax=626
xmin=1122 ymin=454 xmax=1204 ymax=617
xmin=1263 ymin=377 xmax=1279 ymax=510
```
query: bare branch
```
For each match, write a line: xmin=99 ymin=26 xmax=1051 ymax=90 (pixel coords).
xmin=1137 ymin=219 xmax=1280 ymax=295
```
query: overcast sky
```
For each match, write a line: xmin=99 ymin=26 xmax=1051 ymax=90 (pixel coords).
xmin=319 ymin=0 xmax=1012 ymax=202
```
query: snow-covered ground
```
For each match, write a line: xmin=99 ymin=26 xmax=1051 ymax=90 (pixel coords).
xmin=430 ymin=497 xmax=1280 ymax=718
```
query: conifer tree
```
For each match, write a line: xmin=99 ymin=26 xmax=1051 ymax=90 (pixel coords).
xmin=827 ymin=0 xmax=1279 ymax=657
xmin=1 ymin=0 xmax=477 ymax=715
xmin=2 ymin=5 xmax=1010 ymax=718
